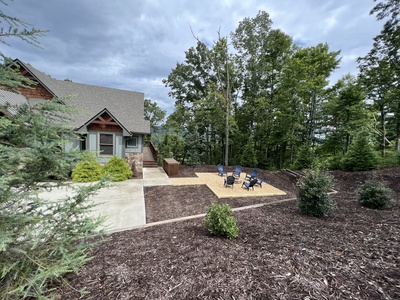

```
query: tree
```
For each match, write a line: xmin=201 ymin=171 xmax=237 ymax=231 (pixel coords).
xmin=144 ymin=98 xmax=166 ymax=132
xmin=163 ymin=34 xmax=237 ymax=166
xmin=0 ymin=101 xmax=106 ymax=298
xmin=321 ymin=74 xmax=371 ymax=156
xmin=358 ymin=0 xmax=400 ymax=156
xmin=0 ymin=3 xmax=104 ymax=298
xmin=0 ymin=0 xmax=47 ymax=90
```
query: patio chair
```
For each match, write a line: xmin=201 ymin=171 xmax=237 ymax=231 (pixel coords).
xmin=242 ymin=178 xmax=258 ymax=191
xmin=256 ymin=175 xmax=267 ymax=188
xmin=224 ymin=175 xmax=235 ymax=189
xmin=245 ymin=169 xmax=258 ymax=181
xmin=217 ymin=164 xmax=227 ymax=176
xmin=232 ymin=165 xmax=242 ymax=178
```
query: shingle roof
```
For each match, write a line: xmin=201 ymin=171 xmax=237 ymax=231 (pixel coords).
xmin=16 ymin=59 xmax=150 ymax=134
xmin=0 ymin=89 xmax=29 ymax=115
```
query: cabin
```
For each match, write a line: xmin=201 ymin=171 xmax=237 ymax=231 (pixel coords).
xmin=0 ymin=59 xmax=152 ymax=174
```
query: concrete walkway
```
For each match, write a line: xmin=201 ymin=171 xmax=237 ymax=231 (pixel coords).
xmin=39 ymin=167 xmax=171 ymax=233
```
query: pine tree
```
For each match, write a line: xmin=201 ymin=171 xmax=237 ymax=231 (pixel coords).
xmin=1 ymin=3 xmax=105 ymax=298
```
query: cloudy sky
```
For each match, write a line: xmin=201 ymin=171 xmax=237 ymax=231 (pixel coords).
xmin=1 ymin=0 xmax=384 ymax=114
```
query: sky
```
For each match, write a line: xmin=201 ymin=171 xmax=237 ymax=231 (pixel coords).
xmin=1 ymin=0 xmax=384 ymax=115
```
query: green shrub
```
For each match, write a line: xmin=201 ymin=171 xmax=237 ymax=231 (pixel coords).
xmin=293 ymin=144 xmax=315 ymax=170
xmin=72 ymin=157 xmax=103 ymax=182
xmin=297 ymin=169 xmax=336 ymax=217
xmin=204 ymin=203 xmax=239 ymax=239
xmin=103 ymin=156 xmax=133 ymax=181
xmin=341 ymin=134 xmax=378 ymax=171
xmin=357 ymin=180 xmax=393 ymax=209
xmin=240 ymin=137 xmax=258 ymax=167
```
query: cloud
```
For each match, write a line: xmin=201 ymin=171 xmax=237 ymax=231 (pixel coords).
xmin=1 ymin=0 xmax=384 ymax=114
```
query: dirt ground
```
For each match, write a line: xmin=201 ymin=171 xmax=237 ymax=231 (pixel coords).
xmin=58 ymin=165 xmax=400 ymax=299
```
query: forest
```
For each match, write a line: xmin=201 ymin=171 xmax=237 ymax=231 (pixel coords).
xmin=147 ymin=7 xmax=400 ymax=171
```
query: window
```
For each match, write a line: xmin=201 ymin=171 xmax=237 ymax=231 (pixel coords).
xmin=99 ymin=133 xmax=114 ymax=155
xmin=126 ymin=136 xmax=138 ymax=148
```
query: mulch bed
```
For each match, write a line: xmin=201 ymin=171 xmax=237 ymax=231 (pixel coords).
xmin=57 ymin=166 xmax=400 ymax=299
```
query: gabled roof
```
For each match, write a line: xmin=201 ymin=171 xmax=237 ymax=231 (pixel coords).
xmin=14 ymin=59 xmax=150 ymax=134
xmin=78 ymin=108 xmax=132 ymax=136
xmin=0 ymin=89 xmax=29 ymax=115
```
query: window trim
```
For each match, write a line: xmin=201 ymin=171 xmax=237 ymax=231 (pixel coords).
xmin=98 ymin=132 xmax=114 ymax=156
xmin=126 ymin=136 xmax=138 ymax=148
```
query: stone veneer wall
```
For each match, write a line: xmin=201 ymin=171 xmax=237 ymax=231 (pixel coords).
xmin=125 ymin=152 xmax=143 ymax=177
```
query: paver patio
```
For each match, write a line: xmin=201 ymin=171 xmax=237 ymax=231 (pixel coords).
xmin=171 ymin=172 xmax=286 ymax=198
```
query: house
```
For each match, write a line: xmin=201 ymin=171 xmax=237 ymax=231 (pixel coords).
xmin=0 ymin=59 xmax=151 ymax=174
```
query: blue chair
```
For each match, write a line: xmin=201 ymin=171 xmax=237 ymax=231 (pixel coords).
xmin=242 ymin=178 xmax=258 ymax=191
xmin=224 ymin=175 xmax=235 ymax=189
xmin=232 ymin=165 xmax=242 ymax=177
xmin=256 ymin=175 xmax=267 ymax=188
xmin=217 ymin=164 xmax=227 ymax=176
xmin=245 ymin=169 xmax=258 ymax=181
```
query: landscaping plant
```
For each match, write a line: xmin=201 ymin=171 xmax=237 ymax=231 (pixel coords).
xmin=297 ymin=169 xmax=336 ymax=217
xmin=71 ymin=151 xmax=103 ymax=182
xmin=103 ymin=155 xmax=133 ymax=181
xmin=0 ymin=100 xmax=106 ymax=299
xmin=357 ymin=179 xmax=393 ymax=209
xmin=204 ymin=203 xmax=239 ymax=239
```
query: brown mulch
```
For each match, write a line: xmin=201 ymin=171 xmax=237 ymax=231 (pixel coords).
xmin=57 ymin=165 xmax=400 ymax=300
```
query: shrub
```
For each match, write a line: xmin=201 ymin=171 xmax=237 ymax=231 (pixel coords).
xmin=297 ymin=169 xmax=336 ymax=217
xmin=293 ymin=144 xmax=315 ymax=170
xmin=357 ymin=180 xmax=393 ymax=209
xmin=341 ymin=133 xmax=378 ymax=171
xmin=240 ymin=137 xmax=258 ymax=167
xmin=204 ymin=203 xmax=239 ymax=239
xmin=103 ymin=156 xmax=133 ymax=181
xmin=72 ymin=152 xmax=103 ymax=182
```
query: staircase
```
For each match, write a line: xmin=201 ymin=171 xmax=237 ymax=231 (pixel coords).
xmin=143 ymin=146 xmax=158 ymax=168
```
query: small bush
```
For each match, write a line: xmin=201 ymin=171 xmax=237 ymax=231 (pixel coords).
xmin=204 ymin=203 xmax=239 ymax=239
xmin=103 ymin=156 xmax=133 ymax=181
xmin=297 ymin=169 xmax=335 ymax=217
xmin=72 ymin=153 xmax=103 ymax=182
xmin=293 ymin=144 xmax=315 ymax=170
xmin=341 ymin=134 xmax=378 ymax=171
xmin=357 ymin=180 xmax=393 ymax=209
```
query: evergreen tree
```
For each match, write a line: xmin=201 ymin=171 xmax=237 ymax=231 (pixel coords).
xmin=341 ymin=132 xmax=379 ymax=171
xmin=0 ymin=101 xmax=106 ymax=298
xmin=1 ymin=3 xmax=105 ymax=298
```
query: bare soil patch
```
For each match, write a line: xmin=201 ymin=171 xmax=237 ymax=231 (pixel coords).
xmin=58 ymin=166 xmax=400 ymax=299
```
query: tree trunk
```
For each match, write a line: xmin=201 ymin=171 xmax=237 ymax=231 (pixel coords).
xmin=380 ymin=105 xmax=386 ymax=157
xmin=224 ymin=57 xmax=230 ymax=166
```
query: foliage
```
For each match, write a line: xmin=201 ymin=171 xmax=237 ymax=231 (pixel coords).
xmin=72 ymin=152 xmax=103 ymax=182
xmin=341 ymin=133 xmax=379 ymax=171
xmin=103 ymin=156 xmax=133 ymax=181
xmin=0 ymin=101 xmax=105 ymax=299
xmin=293 ymin=144 xmax=315 ymax=170
xmin=204 ymin=203 xmax=239 ymax=239
xmin=357 ymin=179 xmax=393 ymax=209
xmin=297 ymin=169 xmax=335 ymax=217
xmin=157 ymin=133 xmax=184 ymax=164
xmin=240 ymin=136 xmax=258 ymax=167
xmin=144 ymin=98 xmax=166 ymax=132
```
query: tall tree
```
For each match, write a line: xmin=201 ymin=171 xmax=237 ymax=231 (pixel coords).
xmin=321 ymin=74 xmax=371 ymax=156
xmin=0 ymin=2 xmax=104 ymax=298
xmin=144 ymin=98 xmax=166 ymax=132
xmin=358 ymin=0 xmax=400 ymax=155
